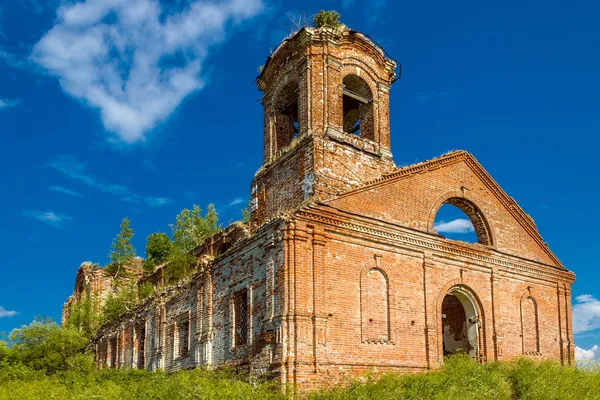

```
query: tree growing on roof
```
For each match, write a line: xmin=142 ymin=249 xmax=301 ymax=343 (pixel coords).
xmin=166 ymin=204 xmax=221 ymax=283
xmin=312 ymin=10 xmax=342 ymax=28
xmin=105 ymin=217 xmax=136 ymax=279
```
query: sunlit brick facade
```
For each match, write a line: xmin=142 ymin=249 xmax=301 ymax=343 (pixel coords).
xmin=64 ymin=25 xmax=575 ymax=390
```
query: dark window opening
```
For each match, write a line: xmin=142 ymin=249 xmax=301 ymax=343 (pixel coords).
xmin=217 ymin=242 xmax=232 ymax=256
xmin=234 ymin=289 xmax=249 ymax=347
xmin=342 ymin=75 xmax=373 ymax=140
xmin=178 ymin=318 xmax=190 ymax=358
xmin=109 ymin=337 xmax=117 ymax=368
xmin=138 ymin=325 xmax=145 ymax=369
xmin=275 ymin=82 xmax=299 ymax=152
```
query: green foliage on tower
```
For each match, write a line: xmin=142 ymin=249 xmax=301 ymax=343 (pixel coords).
xmin=100 ymin=282 xmax=138 ymax=325
xmin=105 ymin=217 xmax=136 ymax=279
xmin=312 ymin=10 xmax=341 ymax=28
xmin=241 ymin=207 xmax=251 ymax=223
xmin=163 ymin=204 xmax=221 ymax=284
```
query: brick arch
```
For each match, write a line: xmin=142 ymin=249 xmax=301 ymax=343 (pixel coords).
xmin=359 ymin=263 xmax=394 ymax=343
xmin=520 ymin=291 xmax=540 ymax=355
xmin=339 ymin=63 xmax=381 ymax=143
xmin=428 ymin=191 xmax=494 ymax=246
xmin=435 ymin=280 xmax=487 ymax=362
xmin=340 ymin=62 xmax=380 ymax=97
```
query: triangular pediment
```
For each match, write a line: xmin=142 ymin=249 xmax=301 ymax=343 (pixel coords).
xmin=325 ymin=150 xmax=564 ymax=269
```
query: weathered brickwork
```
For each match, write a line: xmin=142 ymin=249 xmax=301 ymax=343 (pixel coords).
xmin=63 ymin=24 xmax=575 ymax=392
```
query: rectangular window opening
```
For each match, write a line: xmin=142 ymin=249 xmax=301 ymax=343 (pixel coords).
xmin=178 ymin=318 xmax=190 ymax=358
xmin=234 ymin=289 xmax=249 ymax=347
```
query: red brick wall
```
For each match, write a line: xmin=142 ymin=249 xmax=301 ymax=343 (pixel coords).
xmin=328 ymin=152 xmax=560 ymax=267
xmin=283 ymin=201 xmax=574 ymax=387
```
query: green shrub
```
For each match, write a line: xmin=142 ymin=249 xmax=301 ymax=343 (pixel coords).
xmin=310 ymin=354 xmax=600 ymax=400
xmin=313 ymin=10 xmax=342 ymax=29
xmin=5 ymin=319 xmax=90 ymax=375
xmin=138 ymin=281 xmax=154 ymax=300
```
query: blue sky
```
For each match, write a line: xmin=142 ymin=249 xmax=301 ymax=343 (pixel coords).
xmin=1 ymin=0 xmax=599 ymax=361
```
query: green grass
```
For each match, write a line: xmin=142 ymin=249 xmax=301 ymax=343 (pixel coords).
xmin=0 ymin=364 xmax=284 ymax=400
xmin=309 ymin=355 xmax=600 ymax=400
xmin=1 ymin=355 xmax=600 ymax=399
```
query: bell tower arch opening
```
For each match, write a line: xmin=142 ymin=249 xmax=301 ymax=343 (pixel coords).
xmin=275 ymin=80 xmax=300 ymax=153
xmin=342 ymin=74 xmax=374 ymax=140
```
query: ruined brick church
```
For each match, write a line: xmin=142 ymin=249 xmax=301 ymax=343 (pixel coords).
xmin=63 ymin=24 xmax=575 ymax=389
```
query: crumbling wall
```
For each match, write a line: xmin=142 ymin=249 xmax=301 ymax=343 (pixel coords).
xmin=91 ymin=221 xmax=286 ymax=380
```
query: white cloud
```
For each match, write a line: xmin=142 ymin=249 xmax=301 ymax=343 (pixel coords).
xmin=573 ymin=294 xmax=600 ymax=335
xmin=434 ymin=218 xmax=475 ymax=234
xmin=31 ymin=0 xmax=264 ymax=144
xmin=575 ymin=345 xmax=600 ymax=361
xmin=228 ymin=197 xmax=244 ymax=207
xmin=0 ymin=98 xmax=21 ymax=110
xmin=0 ymin=306 xmax=18 ymax=318
xmin=48 ymin=185 xmax=83 ymax=197
xmin=144 ymin=196 xmax=172 ymax=207
xmin=47 ymin=154 xmax=172 ymax=206
xmin=22 ymin=210 xmax=73 ymax=230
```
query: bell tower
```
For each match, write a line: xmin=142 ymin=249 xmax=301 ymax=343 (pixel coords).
xmin=250 ymin=24 xmax=398 ymax=228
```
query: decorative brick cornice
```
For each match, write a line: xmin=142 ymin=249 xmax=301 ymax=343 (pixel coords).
xmin=294 ymin=204 xmax=574 ymax=283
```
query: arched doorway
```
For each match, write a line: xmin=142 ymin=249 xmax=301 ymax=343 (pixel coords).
xmin=441 ymin=287 xmax=481 ymax=359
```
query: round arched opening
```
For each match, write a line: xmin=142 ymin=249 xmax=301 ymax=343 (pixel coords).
xmin=433 ymin=198 xmax=492 ymax=245
xmin=275 ymin=81 xmax=299 ymax=151
xmin=342 ymin=75 xmax=374 ymax=139
xmin=441 ymin=288 xmax=481 ymax=359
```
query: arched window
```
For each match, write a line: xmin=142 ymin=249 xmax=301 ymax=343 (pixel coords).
xmin=362 ymin=268 xmax=389 ymax=342
xmin=521 ymin=296 xmax=540 ymax=354
xmin=433 ymin=198 xmax=492 ymax=245
xmin=441 ymin=287 xmax=482 ymax=359
xmin=217 ymin=242 xmax=232 ymax=256
xmin=275 ymin=81 xmax=299 ymax=152
xmin=342 ymin=75 xmax=374 ymax=140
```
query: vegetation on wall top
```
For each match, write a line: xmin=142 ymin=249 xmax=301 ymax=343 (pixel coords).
xmin=312 ymin=10 xmax=342 ymax=29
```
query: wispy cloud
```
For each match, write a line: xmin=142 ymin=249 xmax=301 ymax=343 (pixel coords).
xmin=47 ymin=154 xmax=128 ymax=194
xmin=22 ymin=210 xmax=73 ymax=230
xmin=573 ymin=294 xmax=600 ymax=335
xmin=142 ymin=159 xmax=155 ymax=170
xmin=47 ymin=154 xmax=172 ymax=207
xmin=15 ymin=0 xmax=60 ymax=15
xmin=0 ymin=98 xmax=21 ymax=110
xmin=434 ymin=218 xmax=475 ymax=234
xmin=0 ymin=306 xmax=18 ymax=318
xmin=0 ymin=49 xmax=29 ymax=69
xmin=122 ymin=194 xmax=172 ymax=207
xmin=144 ymin=196 xmax=172 ymax=207
xmin=228 ymin=198 xmax=245 ymax=207
xmin=48 ymin=185 xmax=82 ymax=197
xmin=31 ymin=0 xmax=264 ymax=144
